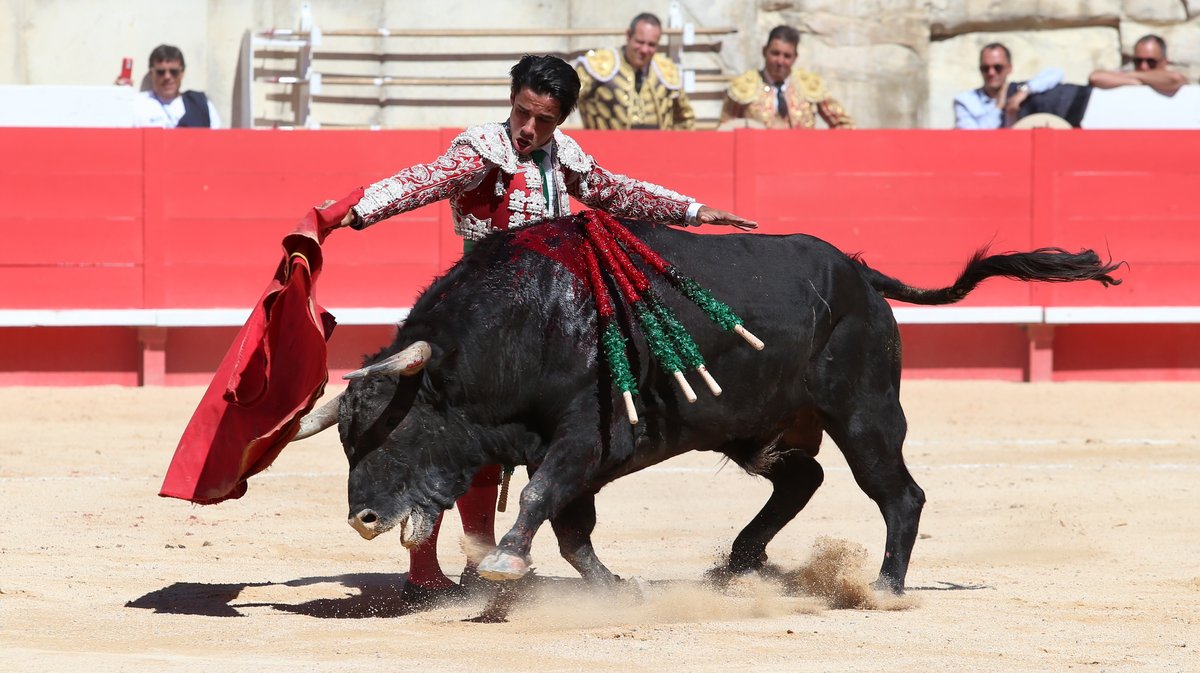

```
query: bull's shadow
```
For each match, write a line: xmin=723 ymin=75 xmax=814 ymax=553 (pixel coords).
xmin=125 ymin=572 xmax=587 ymax=620
xmin=125 ymin=572 xmax=990 ymax=621
xmin=126 ymin=573 xmax=435 ymax=619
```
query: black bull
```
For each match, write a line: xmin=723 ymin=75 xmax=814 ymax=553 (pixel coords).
xmin=299 ymin=217 xmax=1119 ymax=592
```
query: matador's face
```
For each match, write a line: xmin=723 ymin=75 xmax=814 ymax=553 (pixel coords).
xmin=508 ymin=87 xmax=563 ymax=155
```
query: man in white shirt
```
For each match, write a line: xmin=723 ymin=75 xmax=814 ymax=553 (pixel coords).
xmin=954 ymin=43 xmax=1064 ymax=129
xmin=132 ymin=44 xmax=220 ymax=129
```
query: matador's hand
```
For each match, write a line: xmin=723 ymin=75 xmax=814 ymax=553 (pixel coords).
xmin=313 ymin=199 xmax=355 ymax=228
xmin=696 ymin=206 xmax=758 ymax=231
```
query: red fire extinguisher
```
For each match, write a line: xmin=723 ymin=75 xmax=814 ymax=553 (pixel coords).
xmin=115 ymin=57 xmax=133 ymax=86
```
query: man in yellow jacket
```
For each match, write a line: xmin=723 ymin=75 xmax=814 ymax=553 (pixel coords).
xmin=575 ymin=12 xmax=695 ymax=130
xmin=720 ymin=25 xmax=855 ymax=130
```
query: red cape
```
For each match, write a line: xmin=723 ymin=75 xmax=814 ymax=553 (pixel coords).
xmin=159 ymin=190 xmax=362 ymax=504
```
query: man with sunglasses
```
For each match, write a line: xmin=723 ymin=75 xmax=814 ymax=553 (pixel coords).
xmin=954 ymin=43 xmax=1064 ymax=129
xmin=1088 ymin=34 xmax=1187 ymax=97
xmin=132 ymin=44 xmax=220 ymax=128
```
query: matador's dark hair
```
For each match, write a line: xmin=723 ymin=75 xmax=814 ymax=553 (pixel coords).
xmin=509 ymin=55 xmax=581 ymax=121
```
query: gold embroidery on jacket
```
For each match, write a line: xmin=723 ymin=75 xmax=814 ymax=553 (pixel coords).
xmin=575 ymin=48 xmax=695 ymax=130
xmin=719 ymin=68 xmax=855 ymax=130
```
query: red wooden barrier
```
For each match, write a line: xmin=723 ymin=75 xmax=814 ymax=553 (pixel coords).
xmin=1 ymin=128 xmax=1196 ymax=385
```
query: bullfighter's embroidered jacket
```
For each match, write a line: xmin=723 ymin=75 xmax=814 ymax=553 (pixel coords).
xmin=574 ymin=48 xmax=695 ymax=130
xmin=720 ymin=68 xmax=855 ymax=130
xmin=352 ymin=122 xmax=695 ymax=240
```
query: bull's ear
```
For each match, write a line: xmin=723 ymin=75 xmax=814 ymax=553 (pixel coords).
xmin=344 ymin=341 xmax=432 ymax=380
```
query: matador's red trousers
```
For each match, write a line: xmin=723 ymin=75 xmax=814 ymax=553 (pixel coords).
xmin=405 ymin=464 xmax=501 ymax=587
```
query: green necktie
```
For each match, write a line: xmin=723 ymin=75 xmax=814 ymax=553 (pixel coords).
xmin=530 ymin=149 xmax=550 ymax=213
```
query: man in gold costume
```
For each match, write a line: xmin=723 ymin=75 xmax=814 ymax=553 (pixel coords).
xmin=720 ymin=25 xmax=855 ymax=130
xmin=575 ymin=12 xmax=695 ymax=130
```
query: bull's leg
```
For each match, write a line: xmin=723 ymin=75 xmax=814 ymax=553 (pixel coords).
xmin=813 ymin=323 xmax=925 ymax=593
xmin=822 ymin=402 xmax=923 ymax=592
xmin=549 ymin=493 xmax=619 ymax=587
xmin=840 ymin=433 xmax=924 ymax=594
xmin=478 ymin=431 xmax=603 ymax=581
xmin=725 ymin=451 xmax=824 ymax=575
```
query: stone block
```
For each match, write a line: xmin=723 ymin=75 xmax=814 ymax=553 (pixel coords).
xmin=797 ymin=42 xmax=927 ymax=128
xmin=747 ymin=3 xmax=930 ymax=127
xmin=12 ymin=0 xmax=210 ymax=90
xmin=930 ymin=0 xmax=1121 ymax=38
xmin=1120 ymin=0 xmax=1187 ymax=22
xmin=0 ymin=4 xmax=20 ymax=84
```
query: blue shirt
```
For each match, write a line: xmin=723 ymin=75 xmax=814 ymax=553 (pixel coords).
xmin=954 ymin=67 xmax=1065 ymax=129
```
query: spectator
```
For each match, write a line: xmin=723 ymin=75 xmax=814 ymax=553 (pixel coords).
xmin=132 ymin=44 xmax=220 ymax=128
xmin=330 ymin=55 xmax=754 ymax=605
xmin=1089 ymin=34 xmax=1188 ymax=97
xmin=720 ymin=25 xmax=854 ymax=130
xmin=954 ymin=43 xmax=1065 ymax=129
xmin=574 ymin=13 xmax=695 ymax=129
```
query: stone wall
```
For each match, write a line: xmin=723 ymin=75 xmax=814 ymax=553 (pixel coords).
xmin=1 ymin=0 xmax=1196 ymax=129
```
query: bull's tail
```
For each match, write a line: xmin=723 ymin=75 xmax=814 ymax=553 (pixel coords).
xmin=858 ymin=247 xmax=1122 ymax=305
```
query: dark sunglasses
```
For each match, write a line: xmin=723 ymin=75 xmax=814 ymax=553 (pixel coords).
xmin=1132 ymin=57 xmax=1159 ymax=68
xmin=979 ymin=64 xmax=1007 ymax=74
xmin=154 ymin=67 xmax=182 ymax=77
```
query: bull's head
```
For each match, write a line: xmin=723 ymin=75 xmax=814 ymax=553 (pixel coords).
xmin=292 ymin=340 xmax=484 ymax=548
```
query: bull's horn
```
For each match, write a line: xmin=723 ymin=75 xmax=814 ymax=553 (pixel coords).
xmin=292 ymin=393 xmax=342 ymax=441
xmin=343 ymin=340 xmax=432 ymax=380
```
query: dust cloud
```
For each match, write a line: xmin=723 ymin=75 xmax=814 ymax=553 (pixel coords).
xmin=475 ymin=536 xmax=916 ymax=626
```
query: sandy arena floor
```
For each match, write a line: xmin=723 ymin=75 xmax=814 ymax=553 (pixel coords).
xmin=0 ymin=381 xmax=1197 ymax=672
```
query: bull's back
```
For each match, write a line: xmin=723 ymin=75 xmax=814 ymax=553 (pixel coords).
xmin=610 ymin=223 xmax=891 ymax=457
xmin=631 ymin=223 xmax=866 ymax=309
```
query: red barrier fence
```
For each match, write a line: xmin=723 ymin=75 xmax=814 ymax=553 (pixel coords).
xmin=1 ymin=127 xmax=1197 ymax=384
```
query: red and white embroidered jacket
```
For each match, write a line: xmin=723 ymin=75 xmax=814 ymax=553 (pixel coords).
xmin=351 ymin=122 xmax=695 ymax=240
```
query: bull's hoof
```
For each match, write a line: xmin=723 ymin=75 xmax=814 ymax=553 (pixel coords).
xmin=458 ymin=564 xmax=488 ymax=594
xmin=704 ymin=559 xmax=762 ymax=587
xmin=725 ymin=550 xmax=769 ymax=575
xmin=619 ymin=575 xmax=650 ymax=602
xmin=703 ymin=565 xmax=737 ymax=588
xmin=477 ymin=550 xmax=532 ymax=581
xmin=872 ymin=575 xmax=906 ymax=595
